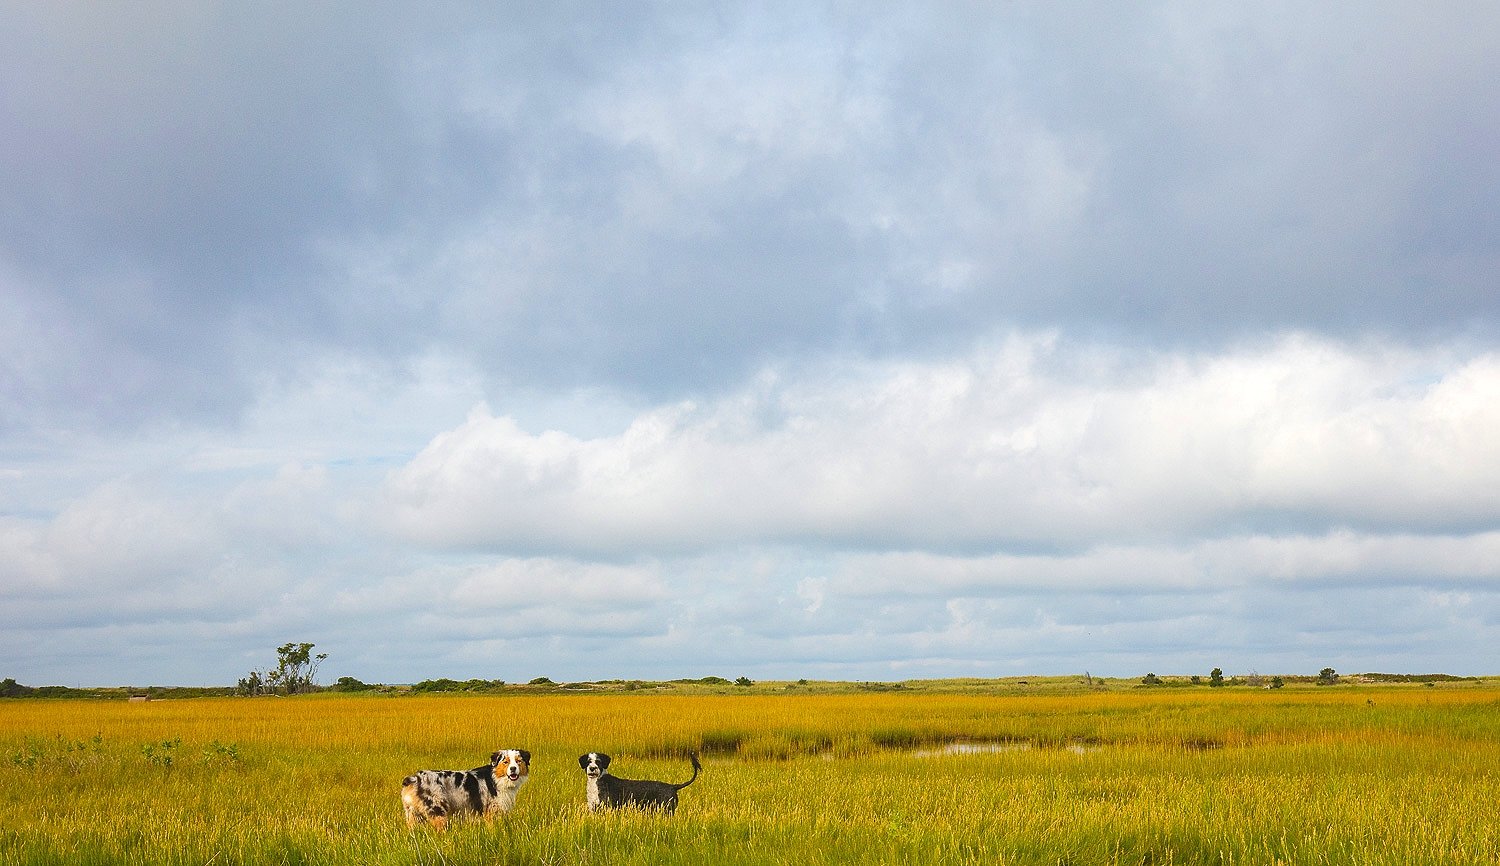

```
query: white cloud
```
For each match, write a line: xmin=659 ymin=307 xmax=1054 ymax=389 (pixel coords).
xmin=40 ymin=481 xmax=225 ymax=585
xmin=383 ymin=334 xmax=1500 ymax=555
xmin=325 ymin=557 xmax=672 ymax=645
xmin=449 ymin=558 xmax=669 ymax=611
xmin=0 ymin=519 xmax=59 ymax=591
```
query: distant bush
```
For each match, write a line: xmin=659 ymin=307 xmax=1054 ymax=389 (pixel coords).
xmin=411 ymin=678 xmax=505 ymax=693
xmin=1 ymin=678 xmax=36 ymax=697
xmin=331 ymin=676 xmax=376 ymax=692
xmin=32 ymin=685 xmax=96 ymax=698
xmin=2 ymin=680 xmax=232 ymax=700
xmin=1141 ymin=673 xmax=1162 ymax=686
xmin=1362 ymin=672 xmax=1473 ymax=683
xmin=735 ymin=677 xmax=754 ymax=687
xmin=411 ymin=678 xmax=456 ymax=692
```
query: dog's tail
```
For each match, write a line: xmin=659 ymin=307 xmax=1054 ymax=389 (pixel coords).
xmin=673 ymin=753 xmax=702 ymax=791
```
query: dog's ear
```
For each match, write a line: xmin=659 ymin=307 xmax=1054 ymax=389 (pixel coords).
xmin=518 ymin=750 xmax=531 ymax=764
xmin=578 ymin=754 xmax=590 ymax=769
xmin=491 ymin=750 xmax=504 ymax=765
xmin=598 ymin=753 xmax=611 ymax=769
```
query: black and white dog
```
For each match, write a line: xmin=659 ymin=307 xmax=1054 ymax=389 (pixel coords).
xmin=578 ymin=752 xmax=701 ymax=813
xmin=401 ymin=749 xmax=531 ymax=829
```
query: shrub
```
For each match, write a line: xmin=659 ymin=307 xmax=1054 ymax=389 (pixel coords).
xmin=1 ymin=678 xmax=36 ymax=697
xmin=331 ymin=676 xmax=375 ymax=692
xmin=412 ymin=678 xmax=504 ymax=693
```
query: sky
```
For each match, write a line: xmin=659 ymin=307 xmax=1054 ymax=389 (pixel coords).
xmin=2 ymin=3 xmax=1498 ymax=687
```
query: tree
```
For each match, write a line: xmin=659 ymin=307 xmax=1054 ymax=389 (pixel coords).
xmin=1209 ymin=668 xmax=1225 ymax=688
xmin=734 ymin=676 xmax=754 ymax=687
xmin=237 ymin=643 xmax=326 ymax=696
xmin=236 ymin=669 xmax=266 ymax=696
xmin=273 ymin=643 xmax=326 ymax=694
xmin=1141 ymin=673 xmax=1162 ymax=685
xmin=1317 ymin=667 xmax=1339 ymax=686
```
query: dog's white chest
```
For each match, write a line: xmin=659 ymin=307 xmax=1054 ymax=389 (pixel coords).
xmin=586 ymin=776 xmax=602 ymax=810
xmin=489 ymin=781 xmax=521 ymax=813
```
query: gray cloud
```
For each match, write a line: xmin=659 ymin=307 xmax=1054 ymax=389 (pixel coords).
xmin=6 ymin=4 xmax=1498 ymax=434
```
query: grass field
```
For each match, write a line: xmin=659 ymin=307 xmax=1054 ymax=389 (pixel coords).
xmin=2 ymin=682 xmax=1497 ymax=865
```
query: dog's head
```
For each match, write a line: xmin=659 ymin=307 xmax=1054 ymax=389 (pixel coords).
xmin=578 ymin=752 xmax=610 ymax=779
xmin=491 ymin=749 xmax=531 ymax=783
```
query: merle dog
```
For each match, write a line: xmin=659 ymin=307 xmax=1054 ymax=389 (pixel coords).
xmin=401 ymin=749 xmax=531 ymax=829
xmin=578 ymin=752 xmax=700 ymax=813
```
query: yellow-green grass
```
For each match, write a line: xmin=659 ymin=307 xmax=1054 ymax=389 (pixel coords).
xmin=2 ymin=686 xmax=1497 ymax=864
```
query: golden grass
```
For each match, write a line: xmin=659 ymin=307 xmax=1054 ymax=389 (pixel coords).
xmin=2 ymin=685 xmax=1497 ymax=864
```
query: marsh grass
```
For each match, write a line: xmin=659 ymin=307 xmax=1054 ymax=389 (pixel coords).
xmin=2 ymin=687 xmax=1498 ymax=864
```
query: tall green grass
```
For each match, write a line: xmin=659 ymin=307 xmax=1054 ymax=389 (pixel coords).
xmin=2 ymin=686 xmax=1497 ymax=864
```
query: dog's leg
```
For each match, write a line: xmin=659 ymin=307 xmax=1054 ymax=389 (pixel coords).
xmin=401 ymin=781 xmax=423 ymax=828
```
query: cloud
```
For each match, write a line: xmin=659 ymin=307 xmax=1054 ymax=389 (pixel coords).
xmin=22 ymin=481 xmax=225 ymax=588
xmin=7 ymin=5 xmax=1498 ymax=437
xmin=2 ymin=5 xmax=1499 ymax=685
xmin=828 ymin=531 xmax=1500 ymax=603
xmin=0 ymin=473 xmax=316 ymax=633
xmin=383 ymin=334 xmax=1500 ymax=555
xmin=5 ymin=329 xmax=1498 ymax=684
